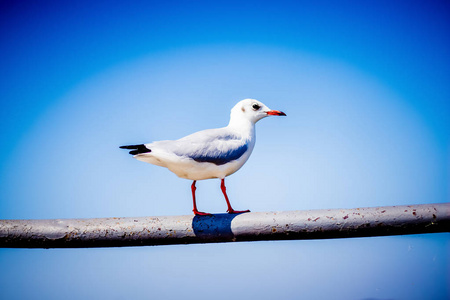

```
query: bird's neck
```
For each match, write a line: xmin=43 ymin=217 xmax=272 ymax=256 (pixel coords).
xmin=227 ymin=118 xmax=255 ymax=139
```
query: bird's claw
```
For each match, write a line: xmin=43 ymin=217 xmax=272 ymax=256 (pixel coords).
xmin=193 ymin=210 xmax=212 ymax=216
xmin=227 ymin=209 xmax=250 ymax=214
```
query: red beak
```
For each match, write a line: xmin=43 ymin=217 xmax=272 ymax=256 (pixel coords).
xmin=266 ymin=110 xmax=287 ymax=116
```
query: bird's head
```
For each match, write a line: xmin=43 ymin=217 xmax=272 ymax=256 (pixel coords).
xmin=229 ymin=99 xmax=286 ymax=126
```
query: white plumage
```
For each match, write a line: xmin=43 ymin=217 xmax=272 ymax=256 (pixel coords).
xmin=121 ymin=99 xmax=286 ymax=215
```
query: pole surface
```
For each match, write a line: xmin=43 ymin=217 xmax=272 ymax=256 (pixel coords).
xmin=0 ymin=203 xmax=449 ymax=248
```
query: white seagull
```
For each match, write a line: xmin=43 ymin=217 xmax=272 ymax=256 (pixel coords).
xmin=120 ymin=99 xmax=286 ymax=215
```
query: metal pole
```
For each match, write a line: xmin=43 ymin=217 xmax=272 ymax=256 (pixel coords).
xmin=0 ymin=203 xmax=448 ymax=248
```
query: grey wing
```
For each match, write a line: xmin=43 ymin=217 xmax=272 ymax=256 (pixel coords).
xmin=171 ymin=128 xmax=249 ymax=166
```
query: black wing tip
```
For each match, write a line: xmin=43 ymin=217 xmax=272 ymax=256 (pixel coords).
xmin=119 ymin=144 xmax=151 ymax=155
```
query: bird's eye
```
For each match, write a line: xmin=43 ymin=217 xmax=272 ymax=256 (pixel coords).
xmin=252 ymin=103 xmax=261 ymax=111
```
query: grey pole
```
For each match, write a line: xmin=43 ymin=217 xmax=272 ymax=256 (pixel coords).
xmin=0 ymin=203 xmax=448 ymax=248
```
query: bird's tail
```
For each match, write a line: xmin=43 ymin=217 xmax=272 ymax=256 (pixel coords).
xmin=119 ymin=144 xmax=151 ymax=155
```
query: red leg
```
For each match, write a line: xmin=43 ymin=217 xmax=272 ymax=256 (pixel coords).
xmin=191 ymin=181 xmax=211 ymax=216
xmin=221 ymin=178 xmax=250 ymax=214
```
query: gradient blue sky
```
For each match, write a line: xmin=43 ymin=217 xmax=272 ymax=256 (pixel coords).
xmin=0 ymin=1 xmax=449 ymax=299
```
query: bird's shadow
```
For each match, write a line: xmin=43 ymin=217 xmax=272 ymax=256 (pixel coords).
xmin=192 ymin=213 xmax=246 ymax=241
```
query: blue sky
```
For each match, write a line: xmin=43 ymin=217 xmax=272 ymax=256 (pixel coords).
xmin=0 ymin=1 xmax=449 ymax=299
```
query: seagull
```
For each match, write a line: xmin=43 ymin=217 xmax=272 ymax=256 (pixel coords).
xmin=120 ymin=99 xmax=286 ymax=215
